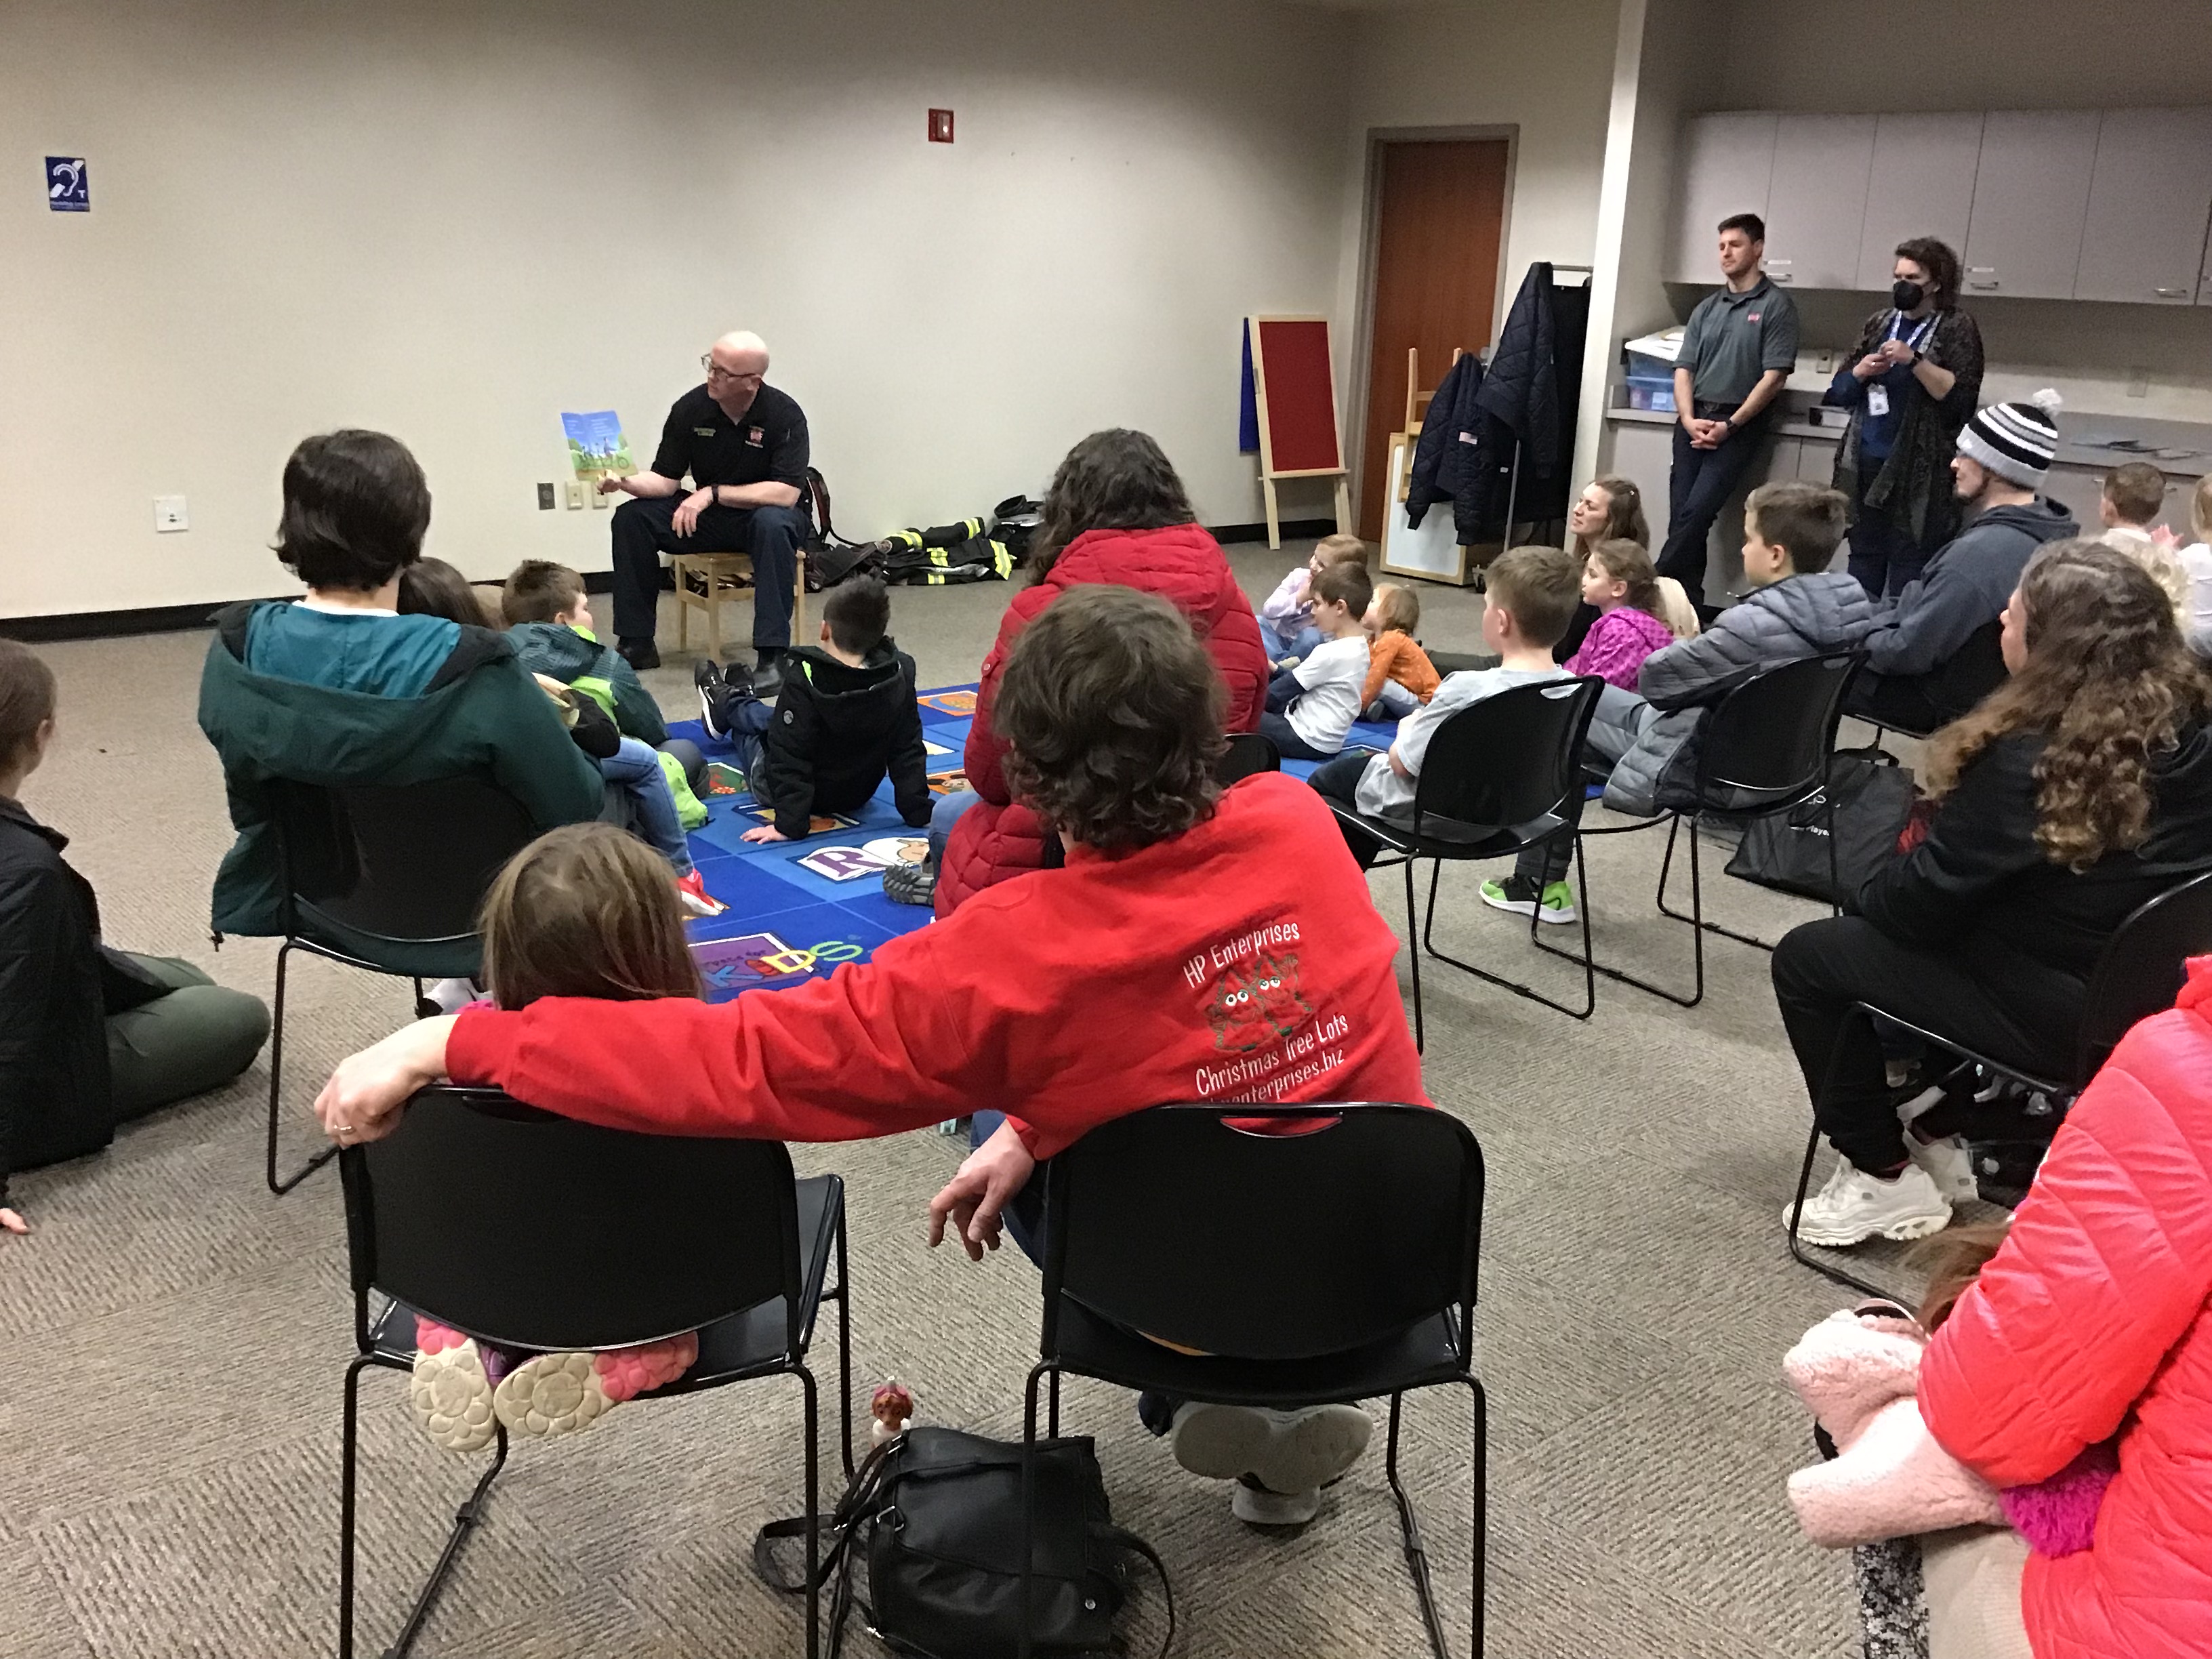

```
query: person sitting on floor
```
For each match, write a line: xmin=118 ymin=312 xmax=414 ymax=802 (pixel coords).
xmin=396 ymin=559 xmax=721 ymax=920
xmin=501 ymin=559 xmax=669 ymax=745
xmin=198 ymin=430 xmax=606 ymax=951
xmin=1847 ymin=392 xmax=2077 ymax=733
xmin=1599 ymin=480 xmax=1876 ymax=820
xmin=315 ymin=583 xmax=1429 ymax=1530
xmin=1258 ymin=533 xmax=1368 ymax=663
xmin=1358 ymin=582 xmax=1439 ymax=721
xmin=693 ymin=577 xmax=932 ymax=851
xmin=1307 ymin=544 xmax=1580 ymax=921
xmin=1563 ymin=537 xmax=1676 ymax=691
xmin=1259 ymin=561 xmax=1374 ymax=762
xmin=0 ymin=640 xmax=270 ymax=1237
xmin=405 ymin=823 xmax=712 ymax=1452
xmin=1774 ymin=540 xmax=2212 ymax=1248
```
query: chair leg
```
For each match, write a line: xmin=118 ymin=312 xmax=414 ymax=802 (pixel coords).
xmin=1019 ymin=1364 xmax=1059 ymax=1659
xmin=798 ymin=1364 xmax=821 ymax=1659
xmin=1386 ymin=1391 xmax=1462 ymax=1659
xmin=339 ymin=1353 xmax=369 ymax=1659
xmin=832 ymin=1208 xmax=855 ymax=1478
xmin=1048 ymin=1368 xmax=1063 ymax=1440
xmin=1420 ymin=846 xmax=1595 ymax=1023
xmin=1787 ymin=1118 xmax=1908 ymax=1303
xmin=676 ymin=562 xmax=691 ymax=652
xmin=1466 ymin=1376 xmax=1487 ymax=1659
xmin=1404 ymin=857 xmax=1425 ymax=1053
xmin=266 ymin=940 xmax=337 ymax=1195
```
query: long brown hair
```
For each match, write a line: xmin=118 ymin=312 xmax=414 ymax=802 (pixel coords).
xmin=1924 ymin=540 xmax=2212 ymax=871
xmin=1026 ymin=429 xmax=1195 ymax=583
xmin=1916 ymin=1221 xmax=2011 ymax=1330
xmin=479 ymin=823 xmax=701 ymax=1008
xmin=1584 ymin=537 xmax=1666 ymax=623
xmin=0 ymin=638 xmax=58 ymax=777
xmin=1572 ymin=474 xmax=1650 ymax=558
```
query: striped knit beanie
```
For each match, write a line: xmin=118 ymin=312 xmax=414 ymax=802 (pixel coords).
xmin=1956 ymin=389 xmax=2062 ymax=489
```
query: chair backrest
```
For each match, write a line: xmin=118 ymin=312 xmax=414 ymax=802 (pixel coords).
xmin=1216 ymin=731 xmax=1281 ymax=787
xmin=2074 ymin=869 xmax=2212 ymax=1082
xmin=268 ymin=775 xmax=541 ymax=945
xmin=341 ymin=1086 xmax=804 ymax=1354
xmin=1696 ymin=651 xmax=1861 ymax=809
xmin=1927 ymin=619 xmax=2007 ymax=726
xmin=1040 ymin=1104 xmax=1482 ymax=1363
xmin=1411 ymin=677 xmax=1603 ymax=830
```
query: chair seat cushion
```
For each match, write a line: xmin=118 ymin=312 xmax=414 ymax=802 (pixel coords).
xmin=370 ymin=1173 xmax=843 ymax=1393
xmin=1343 ymin=803 xmax=1565 ymax=859
xmin=1046 ymin=1294 xmax=1470 ymax=1406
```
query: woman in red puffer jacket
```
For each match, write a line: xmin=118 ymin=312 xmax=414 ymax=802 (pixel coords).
xmin=1917 ymin=956 xmax=2212 ymax=1659
xmin=935 ymin=430 xmax=1266 ymax=916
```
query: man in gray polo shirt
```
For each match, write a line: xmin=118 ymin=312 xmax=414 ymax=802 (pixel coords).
xmin=1657 ymin=211 xmax=1801 ymax=607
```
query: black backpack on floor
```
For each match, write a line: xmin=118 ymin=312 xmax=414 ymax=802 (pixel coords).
xmin=754 ymin=1427 xmax=1171 ymax=1659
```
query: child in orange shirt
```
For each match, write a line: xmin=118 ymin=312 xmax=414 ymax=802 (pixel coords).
xmin=1359 ymin=582 xmax=1440 ymax=721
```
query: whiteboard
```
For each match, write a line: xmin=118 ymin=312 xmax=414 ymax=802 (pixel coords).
xmin=1379 ymin=434 xmax=1470 ymax=585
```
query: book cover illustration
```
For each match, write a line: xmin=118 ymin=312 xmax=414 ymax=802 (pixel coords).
xmin=562 ymin=410 xmax=635 ymax=480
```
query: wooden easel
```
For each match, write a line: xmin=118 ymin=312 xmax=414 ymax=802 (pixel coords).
xmin=1248 ymin=316 xmax=1355 ymax=550
xmin=1381 ymin=346 xmax=1477 ymax=586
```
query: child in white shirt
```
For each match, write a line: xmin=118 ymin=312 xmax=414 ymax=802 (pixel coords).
xmin=1258 ymin=562 xmax=1373 ymax=760
xmin=1258 ymin=533 xmax=1368 ymax=663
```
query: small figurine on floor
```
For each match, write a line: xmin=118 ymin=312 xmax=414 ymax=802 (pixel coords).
xmin=871 ymin=1380 xmax=915 ymax=1447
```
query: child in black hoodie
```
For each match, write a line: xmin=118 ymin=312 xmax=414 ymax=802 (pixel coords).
xmin=695 ymin=577 xmax=932 ymax=842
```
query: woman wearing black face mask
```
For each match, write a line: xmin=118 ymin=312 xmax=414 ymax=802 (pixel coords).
xmin=1824 ymin=237 xmax=1985 ymax=598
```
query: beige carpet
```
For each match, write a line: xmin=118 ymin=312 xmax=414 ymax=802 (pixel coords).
xmin=0 ymin=547 xmax=1926 ymax=1657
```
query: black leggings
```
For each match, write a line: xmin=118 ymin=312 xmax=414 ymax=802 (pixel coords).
xmin=1309 ymin=752 xmax=1385 ymax=867
xmin=1769 ymin=916 xmax=2076 ymax=1173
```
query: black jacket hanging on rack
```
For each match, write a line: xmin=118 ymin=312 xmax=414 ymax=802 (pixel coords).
xmin=1474 ymin=263 xmax=1591 ymax=528
xmin=1403 ymin=352 xmax=1486 ymax=534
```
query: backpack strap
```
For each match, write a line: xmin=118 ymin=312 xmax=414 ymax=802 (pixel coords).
xmin=1094 ymin=1523 xmax=1176 ymax=1659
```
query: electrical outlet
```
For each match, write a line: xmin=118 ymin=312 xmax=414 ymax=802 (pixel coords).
xmin=564 ymin=481 xmax=584 ymax=510
xmin=589 ymin=483 xmax=610 ymax=510
xmin=1812 ymin=347 xmax=1835 ymax=375
xmin=2127 ymin=367 xmax=2150 ymax=398
xmin=537 ymin=482 xmax=556 ymax=510
xmin=153 ymin=495 xmax=188 ymax=533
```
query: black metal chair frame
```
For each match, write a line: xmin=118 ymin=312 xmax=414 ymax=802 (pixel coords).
xmin=262 ymin=778 xmax=539 ymax=1195
xmin=1537 ymin=651 xmax=1863 ymax=1010
xmin=1020 ymin=1103 xmax=1487 ymax=1659
xmin=1786 ymin=868 xmax=2212 ymax=1300
xmin=335 ymin=1087 xmax=854 ymax=1659
xmin=1327 ymin=678 xmax=1607 ymax=1042
xmin=1216 ymin=730 xmax=1282 ymax=787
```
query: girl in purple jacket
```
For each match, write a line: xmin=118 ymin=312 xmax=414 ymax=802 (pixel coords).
xmin=1565 ymin=539 xmax=1678 ymax=691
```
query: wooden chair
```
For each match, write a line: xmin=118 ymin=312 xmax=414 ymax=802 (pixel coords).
xmin=670 ymin=546 xmax=807 ymax=660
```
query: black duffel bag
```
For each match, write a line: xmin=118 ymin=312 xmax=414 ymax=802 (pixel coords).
xmin=754 ymin=1426 xmax=1171 ymax=1659
xmin=1725 ymin=753 xmax=1917 ymax=905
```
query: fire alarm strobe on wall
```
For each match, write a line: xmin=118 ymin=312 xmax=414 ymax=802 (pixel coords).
xmin=928 ymin=108 xmax=954 ymax=144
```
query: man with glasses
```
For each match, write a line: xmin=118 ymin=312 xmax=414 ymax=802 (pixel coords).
xmin=600 ymin=330 xmax=810 ymax=687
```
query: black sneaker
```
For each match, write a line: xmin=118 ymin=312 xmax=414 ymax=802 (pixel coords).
xmin=752 ymin=649 xmax=785 ymax=701
xmin=693 ymin=658 xmax=728 ymax=739
xmin=617 ymin=636 xmax=661 ymax=672
xmin=882 ymin=861 xmax=937 ymax=907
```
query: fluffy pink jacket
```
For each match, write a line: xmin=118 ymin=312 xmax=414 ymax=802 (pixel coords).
xmin=1785 ymin=1304 xmax=2115 ymax=1555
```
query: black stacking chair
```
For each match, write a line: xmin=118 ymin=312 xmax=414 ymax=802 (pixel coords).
xmin=262 ymin=777 xmax=541 ymax=1193
xmin=1216 ymin=731 xmax=1282 ymax=786
xmin=337 ymin=1086 xmax=851 ymax=1659
xmin=1553 ymin=651 xmax=1862 ymax=1009
xmin=1326 ymin=678 xmax=1605 ymax=1040
xmin=1849 ymin=619 xmax=2006 ymax=747
xmin=1025 ymin=1104 xmax=1485 ymax=1659
xmin=1789 ymin=868 xmax=2212 ymax=1300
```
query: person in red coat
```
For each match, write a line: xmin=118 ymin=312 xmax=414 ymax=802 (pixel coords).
xmin=924 ymin=428 xmax=1266 ymax=916
xmin=1917 ymin=958 xmax=2212 ymax=1659
xmin=314 ymin=585 xmax=1427 ymax=1528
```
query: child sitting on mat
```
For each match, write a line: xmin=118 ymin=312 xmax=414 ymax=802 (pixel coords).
xmin=1359 ymin=581 xmax=1439 ymax=721
xmin=1258 ymin=533 xmax=1368 ymax=663
xmin=407 ymin=823 xmax=707 ymax=1452
xmin=1258 ymin=561 xmax=1374 ymax=761
xmin=1564 ymin=538 xmax=1677 ymax=691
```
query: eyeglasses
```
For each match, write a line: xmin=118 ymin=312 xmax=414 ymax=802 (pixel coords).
xmin=702 ymin=355 xmax=763 ymax=383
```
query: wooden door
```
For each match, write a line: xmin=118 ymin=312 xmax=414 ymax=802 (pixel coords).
xmin=2074 ymin=107 xmax=2212 ymax=304
xmin=1854 ymin=112 xmax=1984 ymax=291
xmin=1963 ymin=110 xmax=2100 ymax=300
xmin=1359 ymin=138 xmax=1510 ymax=543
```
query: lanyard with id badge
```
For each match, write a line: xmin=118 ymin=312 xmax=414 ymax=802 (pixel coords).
xmin=1865 ymin=312 xmax=1938 ymax=419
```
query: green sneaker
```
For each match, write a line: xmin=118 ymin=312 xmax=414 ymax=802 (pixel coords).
xmin=1479 ymin=875 xmax=1578 ymax=926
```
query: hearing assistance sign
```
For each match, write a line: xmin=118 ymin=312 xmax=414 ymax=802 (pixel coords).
xmin=46 ymin=157 xmax=88 ymax=211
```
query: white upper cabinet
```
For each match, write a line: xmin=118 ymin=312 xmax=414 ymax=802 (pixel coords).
xmin=2074 ymin=107 xmax=2212 ymax=304
xmin=1763 ymin=115 xmax=1875 ymax=291
xmin=1854 ymin=113 xmax=1984 ymax=292
xmin=1961 ymin=110 xmax=2101 ymax=300
xmin=1668 ymin=112 xmax=1777 ymax=284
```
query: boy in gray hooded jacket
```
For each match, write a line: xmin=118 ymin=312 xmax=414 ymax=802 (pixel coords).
xmin=1600 ymin=483 xmax=1876 ymax=817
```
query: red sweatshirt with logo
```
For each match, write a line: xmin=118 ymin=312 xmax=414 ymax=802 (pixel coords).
xmin=445 ymin=773 xmax=1429 ymax=1156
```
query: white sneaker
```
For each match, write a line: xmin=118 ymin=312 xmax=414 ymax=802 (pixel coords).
xmin=1230 ymin=1475 xmax=1321 ymax=1528
xmin=1168 ymin=1401 xmax=1372 ymax=1494
xmin=1906 ymin=1133 xmax=1978 ymax=1204
xmin=424 ymin=977 xmax=478 ymax=1015
xmin=1788 ymin=1160 xmax=1952 ymax=1248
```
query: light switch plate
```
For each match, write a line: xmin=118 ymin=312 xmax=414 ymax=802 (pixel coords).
xmin=153 ymin=495 xmax=188 ymax=533
xmin=589 ymin=483 xmax=609 ymax=510
xmin=564 ymin=482 xmax=584 ymax=510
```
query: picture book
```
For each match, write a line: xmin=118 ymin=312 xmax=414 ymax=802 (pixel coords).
xmin=562 ymin=410 xmax=635 ymax=480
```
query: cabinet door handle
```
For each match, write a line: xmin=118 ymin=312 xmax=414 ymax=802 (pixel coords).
xmin=2154 ymin=287 xmax=2188 ymax=298
xmin=1967 ymin=279 xmax=2001 ymax=291
xmin=1769 ymin=270 xmax=1794 ymax=283
xmin=1966 ymin=267 xmax=1999 ymax=291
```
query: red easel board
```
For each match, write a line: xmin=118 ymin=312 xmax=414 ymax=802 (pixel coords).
xmin=1252 ymin=317 xmax=1342 ymax=476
